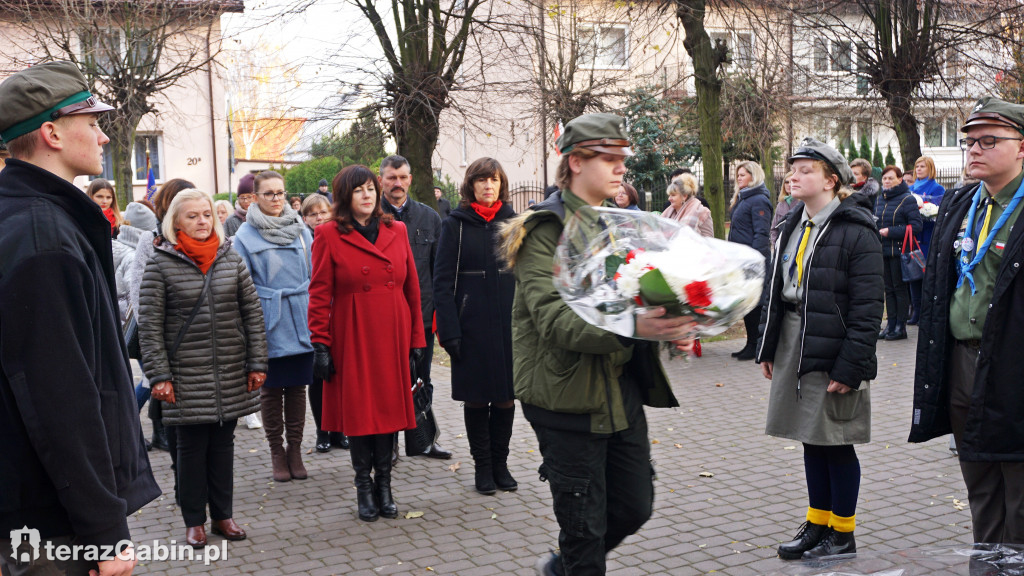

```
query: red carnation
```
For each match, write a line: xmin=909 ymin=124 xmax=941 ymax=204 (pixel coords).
xmin=684 ymin=280 xmax=713 ymax=308
xmin=626 ymin=249 xmax=644 ymax=263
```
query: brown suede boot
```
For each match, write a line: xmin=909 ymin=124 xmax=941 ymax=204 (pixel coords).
xmin=284 ymin=386 xmax=308 ymax=480
xmin=261 ymin=388 xmax=290 ymax=482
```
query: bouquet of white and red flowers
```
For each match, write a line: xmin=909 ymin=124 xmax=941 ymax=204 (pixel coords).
xmin=919 ymin=201 xmax=939 ymax=220
xmin=553 ymin=207 xmax=766 ymax=340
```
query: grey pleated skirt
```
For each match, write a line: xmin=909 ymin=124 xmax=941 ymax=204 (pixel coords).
xmin=764 ymin=309 xmax=871 ymax=445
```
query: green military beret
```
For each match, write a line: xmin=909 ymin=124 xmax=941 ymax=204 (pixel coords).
xmin=788 ymin=137 xmax=854 ymax=185
xmin=962 ymin=96 xmax=1024 ymax=135
xmin=556 ymin=113 xmax=634 ymax=156
xmin=0 ymin=61 xmax=113 ymax=143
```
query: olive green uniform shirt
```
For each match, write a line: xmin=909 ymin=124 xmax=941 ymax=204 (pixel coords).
xmin=950 ymin=170 xmax=1024 ymax=341
xmin=781 ymin=196 xmax=841 ymax=303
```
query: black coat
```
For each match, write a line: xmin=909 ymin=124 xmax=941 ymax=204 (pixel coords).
xmin=433 ymin=205 xmax=516 ymax=402
xmin=874 ymin=182 xmax=923 ymax=258
xmin=728 ymin=183 xmax=773 ymax=258
xmin=384 ymin=199 xmax=442 ymax=336
xmin=756 ymin=193 xmax=885 ymax=388
xmin=0 ymin=159 xmax=161 ymax=547
xmin=909 ymin=183 xmax=1024 ymax=461
xmin=437 ymin=197 xmax=452 ymax=218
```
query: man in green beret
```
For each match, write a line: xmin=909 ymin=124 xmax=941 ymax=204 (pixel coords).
xmin=0 ymin=61 xmax=160 ymax=575
xmin=910 ymin=96 xmax=1024 ymax=544
xmin=498 ymin=112 xmax=696 ymax=575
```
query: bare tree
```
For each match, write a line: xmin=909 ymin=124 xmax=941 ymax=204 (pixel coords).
xmin=0 ymin=0 xmax=240 ymax=204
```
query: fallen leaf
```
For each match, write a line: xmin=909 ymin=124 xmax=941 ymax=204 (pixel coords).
xmin=448 ymin=462 xmax=461 ymax=472
xmin=715 ymin=383 xmax=724 ymax=387
xmin=667 ymin=427 xmax=674 ymax=431
xmin=306 ymin=448 xmax=313 ymax=454
xmin=651 ymin=439 xmax=660 ymax=444
xmin=405 ymin=511 xmax=424 ymax=519
xmin=426 ymin=568 xmax=434 ymax=572
xmin=674 ymin=443 xmax=683 ymax=448
xmin=699 ymin=471 xmax=714 ymax=478
xmin=456 ymin=434 xmax=464 ymax=438
xmin=893 ymin=362 xmax=898 ymax=366
xmin=248 ymin=449 xmax=257 ymax=453
xmin=491 ymin=513 xmax=497 ymax=519
xmin=527 ymin=449 xmax=534 ymax=453
xmin=783 ymin=446 xmax=796 ymax=450
xmin=698 ymin=544 xmax=707 ymax=548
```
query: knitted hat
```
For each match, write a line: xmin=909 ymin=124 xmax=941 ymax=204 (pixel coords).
xmin=123 ymin=202 xmax=158 ymax=231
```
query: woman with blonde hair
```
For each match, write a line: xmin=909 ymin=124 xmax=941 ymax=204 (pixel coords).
xmin=728 ymin=160 xmax=772 ymax=360
xmin=757 ymin=138 xmax=883 ymax=560
xmin=87 ymin=178 xmax=122 ymax=236
xmin=771 ymin=171 xmax=795 ymax=247
xmin=662 ymin=173 xmax=713 ymax=237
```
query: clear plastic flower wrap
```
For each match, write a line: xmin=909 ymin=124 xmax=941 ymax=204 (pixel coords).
xmin=553 ymin=207 xmax=766 ymax=340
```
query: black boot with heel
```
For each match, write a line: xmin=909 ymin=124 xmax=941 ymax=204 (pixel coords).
xmin=465 ymin=406 xmax=496 ymax=495
xmin=372 ymin=433 xmax=398 ymax=518
xmin=348 ymin=435 xmax=378 ymax=522
xmin=489 ymin=405 xmax=518 ymax=492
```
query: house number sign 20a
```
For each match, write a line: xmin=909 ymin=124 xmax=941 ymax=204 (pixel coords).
xmin=187 ymin=157 xmax=202 ymax=166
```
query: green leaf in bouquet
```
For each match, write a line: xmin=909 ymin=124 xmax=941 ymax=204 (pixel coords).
xmin=606 ymin=254 xmax=625 ymax=278
xmin=638 ymin=269 xmax=678 ymax=307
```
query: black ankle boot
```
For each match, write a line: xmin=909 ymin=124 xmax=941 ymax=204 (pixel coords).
xmin=803 ymin=527 xmax=856 ymax=558
xmin=465 ymin=406 xmax=496 ymax=495
xmin=735 ymin=342 xmax=756 ymax=361
xmin=331 ymin=432 xmax=350 ymax=449
xmin=349 ymin=436 xmax=378 ymax=522
xmin=372 ymin=434 xmax=398 ymax=518
xmin=885 ymin=324 xmax=908 ymax=341
xmin=778 ymin=521 xmax=828 ymax=560
xmin=315 ymin=430 xmax=331 ymax=453
xmin=489 ymin=405 xmax=518 ymax=492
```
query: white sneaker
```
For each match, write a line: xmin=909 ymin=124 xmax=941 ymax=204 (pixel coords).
xmin=244 ymin=413 xmax=263 ymax=429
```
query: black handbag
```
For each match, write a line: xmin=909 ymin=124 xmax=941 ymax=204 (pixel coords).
xmin=900 ymin=226 xmax=926 ymax=282
xmin=123 ymin=306 xmax=141 ymax=360
xmin=405 ymin=355 xmax=438 ymax=456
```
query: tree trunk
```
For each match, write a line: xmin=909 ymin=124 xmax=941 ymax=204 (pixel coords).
xmin=677 ymin=0 xmax=727 ymax=239
xmin=396 ymin=109 xmax=440 ymax=211
xmin=106 ymin=122 xmax=137 ymax=208
xmin=884 ymin=91 xmax=922 ymax=172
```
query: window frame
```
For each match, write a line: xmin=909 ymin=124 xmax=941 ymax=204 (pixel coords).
xmin=709 ymin=29 xmax=755 ymax=71
xmin=577 ymin=23 xmax=630 ymax=70
xmin=90 ymin=133 xmax=165 ymax=185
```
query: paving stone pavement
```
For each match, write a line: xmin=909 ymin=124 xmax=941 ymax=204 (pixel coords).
xmin=129 ymin=327 xmax=973 ymax=575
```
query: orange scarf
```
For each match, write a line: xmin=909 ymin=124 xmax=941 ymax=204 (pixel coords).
xmin=471 ymin=200 xmax=502 ymax=222
xmin=175 ymin=231 xmax=220 ymax=274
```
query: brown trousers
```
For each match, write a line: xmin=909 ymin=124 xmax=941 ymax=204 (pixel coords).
xmin=949 ymin=341 xmax=1024 ymax=544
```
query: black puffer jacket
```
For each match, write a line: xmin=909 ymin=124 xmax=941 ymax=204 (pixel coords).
xmin=874 ymin=182 xmax=923 ymax=257
xmin=756 ymin=193 xmax=885 ymax=388
xmin=139 ymin=236 xmax=268 ymax=426
xmin=909 ymin=183 xmax=1024 ymax=461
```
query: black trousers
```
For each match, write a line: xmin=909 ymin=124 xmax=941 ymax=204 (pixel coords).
xmin=742 ymin=308 xmax=760 ymax=348
xmin=949 ymin=342 xmax=1024 ymax=544
xmin=882 ymin=256 xmax=910 ymax=325
xmin=309 ymin=378 xmax=324 ymax=432
xmin=177 ymin=419 xmax=237 ymax=527
xmin=530 ymin=377 xmax=653 ymax=575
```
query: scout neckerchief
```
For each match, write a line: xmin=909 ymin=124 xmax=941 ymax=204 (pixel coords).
xmin=789 ymin=220 xmax=813 ymax=285
xmin=957 ymin=178 xmax=1024 ymax=293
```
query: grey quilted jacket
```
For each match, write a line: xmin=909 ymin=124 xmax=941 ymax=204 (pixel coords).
xmin=139 ymin=236 xmax=268 ymax=426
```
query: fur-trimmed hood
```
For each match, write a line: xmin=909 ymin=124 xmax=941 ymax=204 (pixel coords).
xmin=497 ymin=191 xmax=566 ymax=270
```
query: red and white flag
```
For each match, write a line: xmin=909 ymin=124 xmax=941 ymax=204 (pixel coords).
xmin=553 ymin=121 xmax=564 ymax=156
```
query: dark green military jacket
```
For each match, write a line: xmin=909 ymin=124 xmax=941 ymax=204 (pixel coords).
xmin=498 ymin=190 xmax=679 ymax=434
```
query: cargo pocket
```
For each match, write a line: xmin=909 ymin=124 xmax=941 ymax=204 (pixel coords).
xmin=825 ymin=389 xmax=861 ymax=422
xmin=539 ymin=463 xmax=591 ymax=538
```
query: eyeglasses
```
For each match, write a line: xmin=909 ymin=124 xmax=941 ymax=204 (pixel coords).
xmin=260 ymin=191 xmax=286 ymax=200
xmin=959 ymin=136 xmax=1024 ymax=151
xmin=307 ymin=210 xmax=330 ymax=218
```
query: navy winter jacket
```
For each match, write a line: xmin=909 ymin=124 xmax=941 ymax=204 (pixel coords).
xmin=728 ymin=183 xmax=773 ymax=258
xmin=874 ymin=182 xmax=923 ymax=258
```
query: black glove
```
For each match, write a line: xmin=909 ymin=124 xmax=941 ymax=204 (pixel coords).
xmin=441 ymin=338 xmax=462 ymax=363
xmin=410 ymin=347 xmax=425 ymax=364
xmin=313 ymin=342 xmax=335 ymax=382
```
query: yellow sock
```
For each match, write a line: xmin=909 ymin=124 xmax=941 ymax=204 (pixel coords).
xmin=830 ymin=513 xmax=856 ymax=533
xmin=806 ymin=507 xmax=830 ymax=526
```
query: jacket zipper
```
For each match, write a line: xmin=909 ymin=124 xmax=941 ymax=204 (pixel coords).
xmin=208 ymin=278 xmax=224 ymax=424
xmin=756 ymin=231 xmax=784 ymax=361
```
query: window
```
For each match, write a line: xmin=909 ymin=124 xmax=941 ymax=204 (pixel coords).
xmin=924 ymin=120 xmax=942 ymax=148
xmin=856 ymin=119 xmax=872 ymax=143
xmin=856 ymin=43 xmax=871 ymax=95
xmin=710 ymin=31 xmax=754 ymax=69
xmin=84 ymin=29 xmax=122 ymax=76
xmin=813 ymin=37 xmax=856 ymax=73
xmin=134 ymin=134 xmax=162 ymax=181
xmin=946 ymin=117 xmax=960 ymax=148
xmin=579 ymin=24 xmax=628 ymax=69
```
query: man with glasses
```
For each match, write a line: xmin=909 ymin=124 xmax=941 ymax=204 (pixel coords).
xmin=225 ymin=172 xmax=256 ymax=237
xmin=910 ymin=96 xmax=1024 ymax=544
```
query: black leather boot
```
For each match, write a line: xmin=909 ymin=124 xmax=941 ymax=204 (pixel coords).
xmin=348 ymin=435 xmax=378 ymax=522
xmin=777 ymin=521 xmax=828 ymax=560
xmin=316 ymin=430 xmax=332 ymax=453
xmin=149 ymin=400 xmax=169 ymax=451
xmin=465 ymin=406 xmax=496 ymax=495
xmin=489 ymin=405 xmax=518 ymax=492
xmin=373 ymin=433 xmax=398 ymax=519
xmin=331 ymin=432 xmax=350 ymax=449
xmin=803 ymin=528 xmax=856 ymax=558
xmin=885 ymin=324 xmax=908 ymax=341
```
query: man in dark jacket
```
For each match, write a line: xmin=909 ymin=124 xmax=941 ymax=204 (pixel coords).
xmin=380 ymin=155 xmax=452 ymax=460
xmin=0 ymin=61 xmax=160 ymax=575
xmin=434 ymin=186 xmax=452 ymax=218
xmin=910 ymin=96 xmax=1024 ymax=544
xmin=317 ymin=178 xmax=333 ymax=203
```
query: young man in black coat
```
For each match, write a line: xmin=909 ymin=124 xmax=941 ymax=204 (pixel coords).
xmin=380 ymin=155 xmax=452 ymax=461
xmin=0 ymin=62 xmax=161 ymax=575
xmin=910 ymin=96 xmax=1024 ymax=544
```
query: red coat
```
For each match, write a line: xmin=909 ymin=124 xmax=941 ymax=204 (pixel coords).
xmin=308 ymin=220 xmax=425 ymax=436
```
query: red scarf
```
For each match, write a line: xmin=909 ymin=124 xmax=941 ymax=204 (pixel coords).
xmin=175 ymin=231 xmax=220 ymax=274
xmin=471 ymin=200 xmax=502 ymax=222
xmin=102 ymin=207 xmax=117 ymax=233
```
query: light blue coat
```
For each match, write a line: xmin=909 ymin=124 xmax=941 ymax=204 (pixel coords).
xmin=233 ymin=223 xmax=314 ymax=359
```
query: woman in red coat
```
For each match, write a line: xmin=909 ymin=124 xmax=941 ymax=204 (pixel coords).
xmin=308 ymin=164 xmax=425 ymax=522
